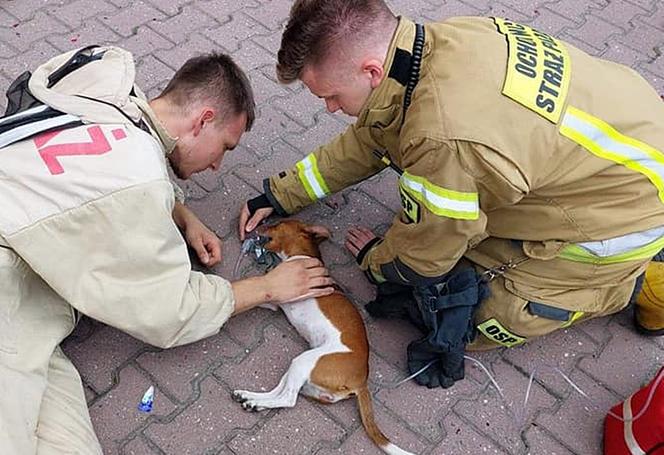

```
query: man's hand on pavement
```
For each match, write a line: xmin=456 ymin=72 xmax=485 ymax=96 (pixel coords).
xmin=184 ymin=217 xmax=222 ymax=267
xmin=173 ymin=201 xmax=222 ymax=267
xmin=345 ymin=226 xmax=378 ymax=258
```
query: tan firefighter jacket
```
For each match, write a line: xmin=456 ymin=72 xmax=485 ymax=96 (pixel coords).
xmin=265 ymin=17 xmax=664 ymax=313
xmin=0 ymin=46 xmax=235 ymax=348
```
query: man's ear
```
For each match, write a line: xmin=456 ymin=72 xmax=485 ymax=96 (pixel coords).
xmin=361 ymin=58 xmax=385 ymax=89
xmin=305 ymin=225 xmax=331 ymax=244
xmin=193 ymin=108 xmax=216 ymax=136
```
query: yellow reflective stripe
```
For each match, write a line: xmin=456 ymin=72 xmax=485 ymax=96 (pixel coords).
xmin=370 ymin=268 xmax=387 ymax=284
xmin=560 ymin=106 xmax=664 ymax=204
xmin=560 ymin=234 xmax=664 ymax=264
xmin=561 ymin=311 xmax=584 ymax=328
xmin=296 ymin=160 xmax=317 ymax=201
xmin=296 ymin=154 xmax=330 ymax=201
xmin=400 ymin=172 xmax=480 ymax=220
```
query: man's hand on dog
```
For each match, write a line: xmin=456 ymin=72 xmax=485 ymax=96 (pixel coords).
xmin=265 ymin=258 xmax=335 ymax=303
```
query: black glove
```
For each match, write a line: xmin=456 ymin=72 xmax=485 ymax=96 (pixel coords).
xmin=407 ymin=338 xmax=465 ymax=389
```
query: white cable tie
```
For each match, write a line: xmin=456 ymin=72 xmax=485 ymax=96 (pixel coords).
xmin=375 ymin=360 xmax=436 ymax=390
xmin=464 ymin=355 xmax=505 ymax=399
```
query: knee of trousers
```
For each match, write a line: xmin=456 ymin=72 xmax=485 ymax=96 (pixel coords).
xmin=467 ymin=277 xmax=583 ymax=351
xmin=0 ymin=247 xmax=77 ymax=367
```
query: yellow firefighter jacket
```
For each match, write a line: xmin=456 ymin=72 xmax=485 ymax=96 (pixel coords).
xmin=265 ymin=17 xmax=664 ymax=313
xmin=0 ymin=46 xmax=235 ymax=349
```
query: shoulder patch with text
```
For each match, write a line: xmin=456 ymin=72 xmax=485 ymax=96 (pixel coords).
xmin=493 ymin=17 xmax=571 ymax=124
xmin=399 ymin=184 xmax=421 ymax=223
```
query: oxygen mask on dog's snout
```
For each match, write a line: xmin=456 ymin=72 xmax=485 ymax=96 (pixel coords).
xmin=233 ymin=234 xmax=283 ymax=278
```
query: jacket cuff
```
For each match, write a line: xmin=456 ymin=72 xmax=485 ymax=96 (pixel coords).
xmin=247 ymin=193 xmax=272 ymax=215
xmin=380 ymin=257 xmax=450 ymax=286
xmin=263 ymin=178 xmax=289 ymax=216
xmin=357 ymin=239 xmax=387 ymax=285
xmin=356 ymin=237 xmax=382 ymax=266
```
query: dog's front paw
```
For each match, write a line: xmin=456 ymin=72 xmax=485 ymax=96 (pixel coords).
xmin=231 ymin=390 xmax=265 ymax=412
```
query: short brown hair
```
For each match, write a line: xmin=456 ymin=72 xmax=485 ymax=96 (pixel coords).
xmin=158 ymin=53 xmax=256 ymax=131
xmin=277 ymin=0 xmax=395 ymax=84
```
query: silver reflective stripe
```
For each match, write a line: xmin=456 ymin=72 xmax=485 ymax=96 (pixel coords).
xmin=401 ymin=177 xmax=477 ymax=214
xmin=400 ymin=172 xmax=480 ymax=220
xmin=296 ymin=154 xmax=329 ymax=201
xmin=0 ymin=104 xmax=50 ymax=126
xmin=0 ymin=114 xmax=80 ymax=149
xmin=301 ymin=163 xmax=326 ymax=199
xmin=577 ymin=225 xmax=664 ymax=257
xmin=622 ymin=396 xmax=646 ymax=455
xmin=560 ymin=106 xmax=664 ymax=203
xmin=563 ymin=113 xmax=664 ymax=182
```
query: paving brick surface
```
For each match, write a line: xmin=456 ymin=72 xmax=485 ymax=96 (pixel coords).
xmin=2 ymin=0 xmax=663 ymax=454
xmin=62 ymin=321 xmax=146 ymax=393
xmin=317 ymin=405 xmax=429 ymax=455
xmin=136 ymin=333 xmax=243 ymax=402
xmin=145 ymin=376 xmax=263 ymax=454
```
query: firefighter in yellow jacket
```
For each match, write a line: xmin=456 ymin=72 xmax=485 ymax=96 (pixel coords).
xmin=240 ymin=0 xmax=664 ymax=388
xmin=0 ymin=47 xmax=334 ymax=454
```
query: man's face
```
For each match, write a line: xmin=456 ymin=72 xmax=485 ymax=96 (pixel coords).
xmin=169 ymin=112 xmax=247 ymax=180
xmin=301 ymin=63 xmax=374 ymax=117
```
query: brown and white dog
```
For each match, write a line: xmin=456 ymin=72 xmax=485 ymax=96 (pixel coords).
xmin=232 ymin=220 xmax=414 ymax=455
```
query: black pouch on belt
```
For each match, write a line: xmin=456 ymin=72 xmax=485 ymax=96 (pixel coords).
xmin=365 ymin=282 xmax=425 ymax=329
xmin=407 ymin=266 xmax=489 ymax=388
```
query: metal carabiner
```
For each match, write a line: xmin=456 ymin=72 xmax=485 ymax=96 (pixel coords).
xmin=481 ymin=268 xmax=499 ymax=282
xmin=481 ymin=256 xmax=530 ymax=283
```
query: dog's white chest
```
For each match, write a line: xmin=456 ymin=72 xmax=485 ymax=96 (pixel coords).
xmin=281 ymin=298 xmax=340 ymax=348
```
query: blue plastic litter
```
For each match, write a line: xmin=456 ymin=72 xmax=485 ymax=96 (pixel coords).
xmin=137 ymin=385 xmax=154 ymax=413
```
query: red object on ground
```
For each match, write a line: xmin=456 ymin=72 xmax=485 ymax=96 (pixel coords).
xmin=604 ymin=366 xmax=664 ymax=454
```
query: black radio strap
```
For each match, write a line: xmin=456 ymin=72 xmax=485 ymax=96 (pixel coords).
xmin=403 ymin=23 xmax=425 ymax=121
xmin=375 ymin=23 xmax=426 ymax=173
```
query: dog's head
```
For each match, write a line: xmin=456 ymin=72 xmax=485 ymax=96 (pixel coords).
xmin=260 ymin=220 xmax=331 ymax=259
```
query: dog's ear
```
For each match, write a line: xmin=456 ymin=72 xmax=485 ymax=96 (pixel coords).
xmin=305 ymin=225 xmax=331 ymax=244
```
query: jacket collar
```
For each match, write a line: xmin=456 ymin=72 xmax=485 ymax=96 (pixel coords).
xmin=358 ymin=17 xmax=418 ymax=124
xmin=133 ymin=96 xmax=179 ymax=155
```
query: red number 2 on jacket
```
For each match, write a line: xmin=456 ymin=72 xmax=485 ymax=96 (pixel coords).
xmin=34 ymin=125 xmax=126 ymax=175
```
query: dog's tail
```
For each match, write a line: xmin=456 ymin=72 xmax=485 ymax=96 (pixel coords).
xmin=356 ymin=386 xmax=414 ymax=455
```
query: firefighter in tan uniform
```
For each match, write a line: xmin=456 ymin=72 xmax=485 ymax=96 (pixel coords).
xmin=240 ymin=0 xmax=664 ymax=388
xmin=0 ymin=47 xmax=333 ymax=454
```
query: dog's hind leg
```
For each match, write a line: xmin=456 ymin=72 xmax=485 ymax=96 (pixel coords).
xmin=300 ymin=382 xmax=349 ymax=404
xmin=232 ymin=347 xmax=331 ymax=411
